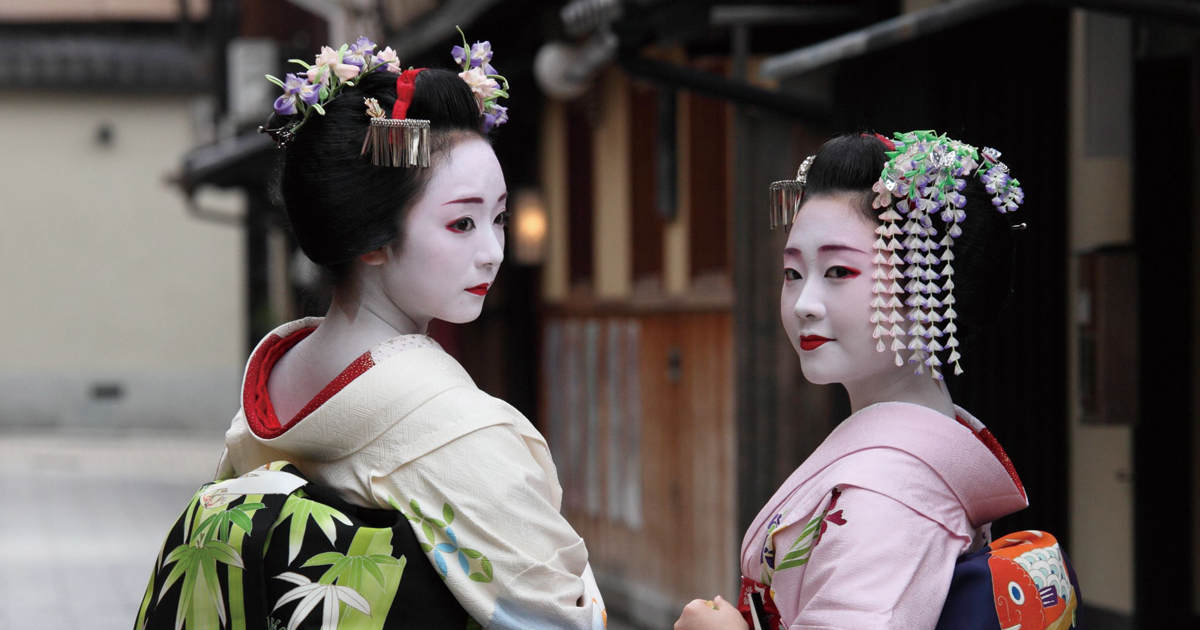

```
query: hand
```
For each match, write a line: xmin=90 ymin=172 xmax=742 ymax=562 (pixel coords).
xmin=674 ymin=595 xmax=749 ymax=630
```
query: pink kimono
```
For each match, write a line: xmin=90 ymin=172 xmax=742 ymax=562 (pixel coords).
xmin=739 ymin=402 xmax=1028 ymax=630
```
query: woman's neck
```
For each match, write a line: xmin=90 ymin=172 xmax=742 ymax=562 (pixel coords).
xmin=842 ymin=367 xmax=956 ymax=419
xmin=303 ymin=281 xmax=427 ymax=361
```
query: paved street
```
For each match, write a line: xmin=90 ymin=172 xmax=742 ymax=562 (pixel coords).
xmin=0 ymin=429 xmax=225 ymax=630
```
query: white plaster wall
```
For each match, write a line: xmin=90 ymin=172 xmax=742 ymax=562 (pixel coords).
xmin=592 ymin=68 xmax=632 ymax=301
xmin=0 ymin=0 xmax=210 ymax=21
xmin=0 ymin=92 xmax=245 ymax=431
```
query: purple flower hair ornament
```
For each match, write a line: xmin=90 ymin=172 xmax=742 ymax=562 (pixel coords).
xmin=864 ymin=130 xmax=1027 ymax=380
xmin=453 ymin=26 xmax=510 ymax=131
xmin=262 ymin=37 xmax=404 ymax=145
xmin=343 ymin=36 xmax=378 ymax=69
xmin=272 ymin=73 xmax=320 ymax=116
xmin=482 ymin=104 xmax=509 ymax=133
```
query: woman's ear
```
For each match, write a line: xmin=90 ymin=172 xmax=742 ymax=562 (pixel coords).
xmin=359 ymin=247 xmax=389 ymax=266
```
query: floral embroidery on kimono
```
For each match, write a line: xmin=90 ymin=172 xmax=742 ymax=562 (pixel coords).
xmin=760 ymin=489 xmax=848 ymax=587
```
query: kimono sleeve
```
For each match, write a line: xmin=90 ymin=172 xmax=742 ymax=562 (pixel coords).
xmin=787 ymin=487 xmax=966 ymax=630
xmin=371 ymin=421 xmax=607 ymax=630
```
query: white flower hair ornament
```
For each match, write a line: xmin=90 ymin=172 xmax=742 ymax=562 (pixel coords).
xmin=259 ymin=28 xmax=510 ymax=169
xmin=868 ymin=130 xmax=1025 ymax=379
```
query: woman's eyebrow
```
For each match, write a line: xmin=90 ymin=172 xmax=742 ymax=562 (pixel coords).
xmin=443 ymin=197 xmax=484 ymax=205
xmin=818 ymin=244 xmax=867 ymax=254
xmin=443 ymin=192 xmax=508 ymax=206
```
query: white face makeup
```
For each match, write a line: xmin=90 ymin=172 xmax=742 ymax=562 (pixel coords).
xmin=780 ymin=195 xmax=902 ymax=386
xmin=376 ymin=138 xmax=508 ymax=328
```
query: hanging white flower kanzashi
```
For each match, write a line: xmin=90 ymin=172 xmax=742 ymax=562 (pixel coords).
xmin=867 ymin=130 xmax=1025 ymax=380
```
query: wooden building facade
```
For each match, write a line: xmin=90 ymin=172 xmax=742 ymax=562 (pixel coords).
xmin=535 ymin=65 xmax=745 ymax=626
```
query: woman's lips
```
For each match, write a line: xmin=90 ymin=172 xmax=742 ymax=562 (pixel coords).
xmin=465 ymin=283 xmax=490 ymax=296
xmin=799 ymin=335 xmax=832 ymax=351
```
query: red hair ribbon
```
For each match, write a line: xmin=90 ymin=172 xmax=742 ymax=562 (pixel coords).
xmin=392 ymin=68 xmax=425 ymax=120
xmin=862 ymin=132 xmax=896 ymax=150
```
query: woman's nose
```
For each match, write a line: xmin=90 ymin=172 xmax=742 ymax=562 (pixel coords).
xmin=793 ymin=283 xmax=826 ymax=320
xmin=477 ymin=228 xmax=504 ymax=268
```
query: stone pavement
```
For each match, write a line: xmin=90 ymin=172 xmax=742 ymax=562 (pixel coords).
xmin=0 ymin=429 xmax=225 ymax=630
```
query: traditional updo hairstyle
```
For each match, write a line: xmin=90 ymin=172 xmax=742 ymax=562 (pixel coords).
xmin=265 ymin=69 xmax=488 ymax=283
xmin=799 ymin=133 xmax=1016 ymax=348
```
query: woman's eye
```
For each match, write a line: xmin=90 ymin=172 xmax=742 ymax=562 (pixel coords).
xmin=783 ymin=268 xmax=802 ymax=281
xmin=494 ymin=211 xmax=511 ymax=227
xmin=826 ymin=266 xmax=861 ymax=279
xmin=447 ymin=217 xmax=476 ymax=233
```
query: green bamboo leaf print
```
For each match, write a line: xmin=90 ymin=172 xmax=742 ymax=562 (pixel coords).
xmin=158 ymin=547 xmax=195 ymax=602
xmin=158 ymin=535 xmax=249 ymax=628
xmin=409 ymin=499 xmax=424 ymax=519
xmin=227 ymin=509 xmax=254 ymax=535
xmin=360 ymin=558 xmax=386 ymax=588
xmin=199 ymin=552 xmax=227 ymax=626
xmin=177 ymin=563 xmax=199 ymax=630
xmin=280 ymin=497 xmax=352 ymax=564
xmin=302 ymin=552 xmax=348 ymax=568
xmin=442 ymin=504 xmax=455 ymax=526
xmin=288 ymin=500 xmax=313 ymax=563
xmin=341 ymin=535 xmax=407 ymax=630
xmin=162 ymin=545 xmax=193 ymax=569
xmin=319 ymin=557 xmax=354 ymax=585
xmin=192 ymin=513 xmax=222 ymax=542
xmin=290 ymin=544 xmax=406 ymax=629
xmin=367 ymin=554 xmax=400 ymax=566
xmin=205 ymin=540 xmax=246 ymax=569
xmin=311 ymin=503 xmax=350 ymax=542
xmin=193 ymin=502 xmax=265 ymax=545
xmin=181 ymin=491 xmax=201 ymax=544
xmin=461 ymin=548 xmax=482 ymax=559
xmin=468 ymin=572 xmax=489 ymax=582
xmin=422 ymin=522 xmax=435 ymax=545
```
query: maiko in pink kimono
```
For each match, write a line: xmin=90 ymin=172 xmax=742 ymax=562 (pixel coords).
xmin=675 ymin=132 xmax=1076 ymax=630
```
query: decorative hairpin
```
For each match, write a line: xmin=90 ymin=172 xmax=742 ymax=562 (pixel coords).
xmin=868 ymin=130 xmax=1025 ymax=380
xmin=769 ymin=154 xmax=815 ymax=230
xmin=361 ymin=96 xmax=430 ymax=168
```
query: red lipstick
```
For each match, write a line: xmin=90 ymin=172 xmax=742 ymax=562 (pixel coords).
xmin=799 ymin=335 xmax=832 ymax=351
xmin=465 ymin=283 xmax=490 ymax=296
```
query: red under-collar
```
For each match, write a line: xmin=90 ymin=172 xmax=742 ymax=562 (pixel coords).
xmin=956 ymin=415 xmax=1025 ymax=498
xmin=242 ymin=327 xmax=375 ymax=439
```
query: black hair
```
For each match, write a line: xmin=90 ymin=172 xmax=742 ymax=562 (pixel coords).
xmin=800 ymin=132 xmax=1016 ymax=347
xmin=265 ymin=68 xmax=488 ymax=281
